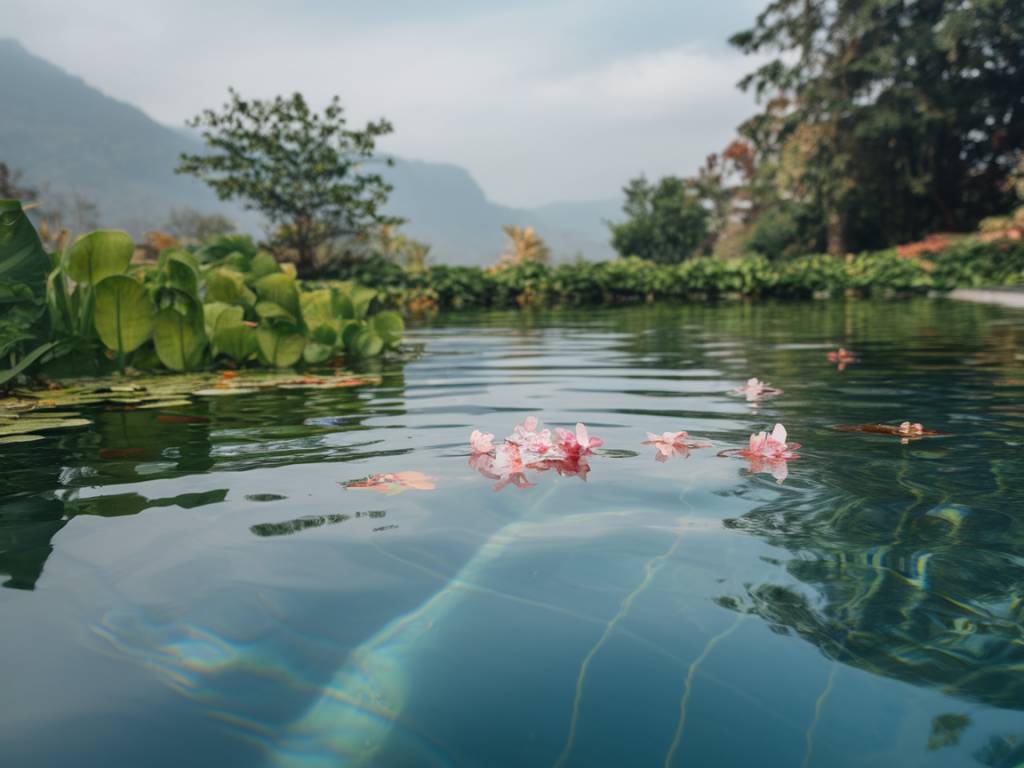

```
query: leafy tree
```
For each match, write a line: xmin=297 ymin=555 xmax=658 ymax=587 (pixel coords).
xmin=609 ymin=176 xmax=708 ymax=263
xmin=731 ymin=0 xmax=1024 ymax=253
xmin=498 ymin=225 xmax=551 ymax=267
xmin=177 ymin=90 xmax=401 ymax=277
xmin=166 ymin=207 xmax=237 ymax=243
xmin=0 ymin=162 xmax=35 ymax=200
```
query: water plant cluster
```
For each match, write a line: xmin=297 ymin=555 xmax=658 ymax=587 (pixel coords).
xmin=325 ymin=238 xmax=1024 ymax=311
xmin=0 ymin=201 xmax=403 ymax=386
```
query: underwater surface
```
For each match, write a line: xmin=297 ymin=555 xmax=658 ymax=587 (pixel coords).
xmin=2 ymin=300 xmax=1024 ymax=767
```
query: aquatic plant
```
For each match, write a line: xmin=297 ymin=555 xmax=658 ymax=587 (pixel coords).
xmin=0 ymin=208 xmax=405 ymax=386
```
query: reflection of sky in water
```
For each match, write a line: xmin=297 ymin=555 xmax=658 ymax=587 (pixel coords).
xmin=2 ymin=300 xmax=1024 ymax=767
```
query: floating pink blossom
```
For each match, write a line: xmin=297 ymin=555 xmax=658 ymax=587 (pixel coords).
xmin=343 ymin=471 xmax=436 ymax=495
xmin=555 ymin=422 xmax=603 ymax=458
xmin=642 ymin=430 xmax=712 ymax=462
xmin=730 ymin=377 xmax=783 ymax=401
xmin=468 ymin=416 xmax=601 ymax=491
xmin=827 ymin=347 xmax=858 ymax=371
xmin=470 ymin=430 xmax=495 ymax=454
xmin=719 ymin=423 xmax=800 ymax=483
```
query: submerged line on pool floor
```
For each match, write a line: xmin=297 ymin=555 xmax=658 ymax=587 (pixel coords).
xmin=662 ymin=613 xmax=746 ymax=768
xmin=553 ymin=526 xmax=688 ymax=768
xmin=801 ymin=663 xmax=838 ymax=768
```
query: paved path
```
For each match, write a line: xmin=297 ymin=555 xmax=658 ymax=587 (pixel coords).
xmin=948 ymin=287 xmax=1024 ymax=309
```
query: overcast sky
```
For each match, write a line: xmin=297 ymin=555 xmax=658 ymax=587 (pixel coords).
xmin=6 ymin=0 xmax=765 ymax=207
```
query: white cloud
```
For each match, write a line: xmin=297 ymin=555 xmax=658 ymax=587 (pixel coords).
xmin=4 ymin=0 xmax=761 ymax=206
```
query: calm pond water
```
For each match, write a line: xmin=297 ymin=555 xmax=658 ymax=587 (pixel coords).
xmin=2 ymin=300 xmax=1024 ymax=767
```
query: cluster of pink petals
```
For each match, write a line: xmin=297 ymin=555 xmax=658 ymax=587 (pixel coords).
xmin=827 ymin=347 xmax=858 ymax=370
xmin=730 ymin=377 xmax=782 ymax=402
xmin=469 ymin=416 xmax=603 ymax=491
xmin=642 ymin=430 xmax=712 ymax=462
xmin=718 ymin=423 xmax=801 ymax=483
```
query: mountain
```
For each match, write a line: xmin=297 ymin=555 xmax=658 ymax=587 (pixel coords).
xmin=0 ymin=38 xmax=618 ymax=265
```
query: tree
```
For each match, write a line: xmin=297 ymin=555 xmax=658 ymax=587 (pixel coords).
xmin=731 ymin=0 xmax=1024 ymax=253
xmin=177 ymin=89 xmax=401 ymax=277
xmin=166 ymin=208 xmax=237 ymax=243
xmin=608 ymin=176 xmax=708 ymax=263
xmin=0 ymin=162 xmax=35 ymax=200
xmin=498 ymin=225 xmax=551 ymax=267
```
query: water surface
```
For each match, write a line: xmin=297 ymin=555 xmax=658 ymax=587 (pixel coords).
xmin=2 ymin=300 xmax=1024 ymax=767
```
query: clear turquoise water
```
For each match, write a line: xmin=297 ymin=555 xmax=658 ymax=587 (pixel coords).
xmin=2 ymin=300 xmax=1024 ymax=767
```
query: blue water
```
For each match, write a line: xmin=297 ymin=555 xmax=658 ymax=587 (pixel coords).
xmin=2 ymin=300 xmax=1024 ymax=767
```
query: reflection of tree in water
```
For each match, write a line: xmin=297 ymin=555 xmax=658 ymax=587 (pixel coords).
xmin=0 ymin=361 xmax=407 ymax=590
xmin=928 ymin=713 xmax=971 ymax=751
xmin=719 ymin=433 xmax=1024 ymax=710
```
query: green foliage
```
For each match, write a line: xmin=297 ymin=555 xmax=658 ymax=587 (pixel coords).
xmin=0 ymin=199 xmax=58 ymax=384
xmin=327 ymin=239 xmax=1024 ymax=312
xmin=176 ymin=89 xmax=401 ymax=277
xmin=609 ymin=177 xmax=709 ymax=264
xmin=66 ymin=230 xmax=134 ymax=285
xmin=93 ymin=275 xmax=155 ymax=357
xmin=729 ymin=0 xmax=1024 ymax=253
xmin=0 ymin=220 xmax=405 ymax=386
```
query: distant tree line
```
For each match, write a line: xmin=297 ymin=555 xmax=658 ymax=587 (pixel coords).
xmin=610 ymin=0 xmax=1024 ymax=262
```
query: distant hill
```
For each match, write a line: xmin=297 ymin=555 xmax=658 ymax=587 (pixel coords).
xmin=0 ymin=38 xmax=619 ymax=265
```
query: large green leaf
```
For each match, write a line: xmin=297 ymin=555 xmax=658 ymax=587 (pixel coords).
xmin=254 ymin=273 xmax=300 ymax=319
xmin=0 ymin=341 xmax=58 ymax=386
xmin=256 ymin=325 xmax=305 ymax=368
xmin=162 ymin=252 xmax=200 ymax=299
xmin=300 ymin=289 xmax=335 ymax=331
xmin=66 ymin=230 xmax=134 ymax=285
xmin=353 ymin=328 xmax=384 ymax=357
xmin=249 ymin=251 xmax=280 ymax=279
xmin=212 ymin=306 xmax=255 ymax=362
xmin=302 ymin=342 xmax=333 ymax=364
xmin=153 ymin=302 xmax=207 ymax=371
xmin=254 ymin=300 xmax=296 ymax=322
xmin=93 ymin=275 xmax=154 ymax=355
xmin=370 ymin=311 xmax=404 ymax=348
xmin=333 ymin=283 xmax=378 ymax=320
xmin=203 ymin=301 xmax=233 ymax=338
xmin=205 ymin=267 xmax=256 ymax=306
xmin=0 ymin=200 xmax=49 ymax=295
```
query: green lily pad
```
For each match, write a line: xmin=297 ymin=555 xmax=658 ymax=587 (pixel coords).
xmin=0 ymin=434 xmax=45 ymax=444
xmin=0 ymin=417 xmax=91 ymax=436
xmin=192 ymin=387 xmax=260 ymax=396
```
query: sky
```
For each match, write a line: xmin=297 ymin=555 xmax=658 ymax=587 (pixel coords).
xmin=5 ymin=0 xmax=766 ymax=207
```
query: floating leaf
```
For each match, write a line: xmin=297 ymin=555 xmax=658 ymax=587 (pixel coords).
xmin=66 ymin=230 xmax=133 ymax=285
xmin=193 ymin=387 xmax=260 ymax=396
xmin=93 ymin=275 xmax=155 ymax=355
xmin=0 ymin=417 xmax=91 ymax=435
xmin=0 ymin=433 xmax=45 ymax=444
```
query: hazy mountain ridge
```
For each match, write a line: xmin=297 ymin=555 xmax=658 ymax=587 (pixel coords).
xmin=0 ymin=38 xmax=618 ymax=265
